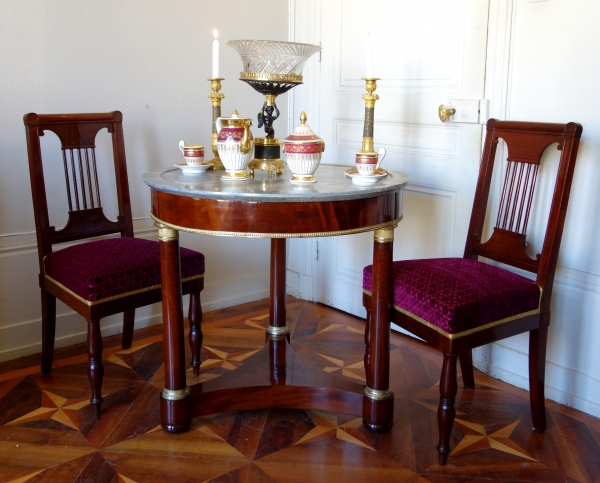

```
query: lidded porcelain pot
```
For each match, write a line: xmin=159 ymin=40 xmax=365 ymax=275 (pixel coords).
xmin=282 ymin=111 xmax=325 ymax=183
xmin=216 ymin=110 xmax=254 ymax=179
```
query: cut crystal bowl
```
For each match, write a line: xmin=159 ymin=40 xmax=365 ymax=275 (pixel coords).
xmin=226 ymin=40 xmax=321 ymax=79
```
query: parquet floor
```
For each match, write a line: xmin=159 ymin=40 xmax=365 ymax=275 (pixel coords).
xmin=0 ymin=298 xmax=599 ymax=482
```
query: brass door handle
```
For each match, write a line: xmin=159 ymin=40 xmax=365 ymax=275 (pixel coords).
xmin=438 ymin=104 xmax=456 ymax=123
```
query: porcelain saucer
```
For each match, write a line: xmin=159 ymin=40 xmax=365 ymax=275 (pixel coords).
xmin=175 ymin=162 xmax=213 ymax=175
xmin=344 ymin=167 xmax=388 ymax=184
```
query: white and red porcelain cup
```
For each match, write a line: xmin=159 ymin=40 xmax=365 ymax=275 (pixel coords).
xmin=179 ymin=140 xmax=205 ymax=166
xmin=355 ymin=147 xmax=386 ymax=176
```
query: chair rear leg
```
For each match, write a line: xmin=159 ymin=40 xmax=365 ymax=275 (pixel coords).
xmin=529 ymin=326 xmax=548 ymax=431
xmin=188 ymin=292 xmax=203 ymax=376
xmin=437 ymin=353 xmax=458 ymax=466
xmin=364 ymin=308 xmax=371 ymax=388
xmin=87 ymin=319 xmax=104 ymax=417
xmin=41 ymin=289 xmax=56 ymax=374
xmin=459 ymin=350 xmax=475 ymax=389
xmin=121 ymin=309 xmax=135 ymax=349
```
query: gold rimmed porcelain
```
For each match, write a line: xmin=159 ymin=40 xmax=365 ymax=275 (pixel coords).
xmin=290 ymin=174 xmax=317 ymax=184
xmin=344 ymin=167 xmax=388 ymax=184
xmin=221 ymin=171 xmax=252 ymax=181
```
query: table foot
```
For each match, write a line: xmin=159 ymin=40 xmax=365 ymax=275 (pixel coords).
xmin=160 ymin=387 xmax=192 ymax=433
xmin=362 ymin=388 xmax=394 ymax=433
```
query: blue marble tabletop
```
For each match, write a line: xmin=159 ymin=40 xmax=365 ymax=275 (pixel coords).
xmin=142 ymin=164 xmax=410 ymax=203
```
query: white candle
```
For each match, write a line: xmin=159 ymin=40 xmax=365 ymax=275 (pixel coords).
xmin=212 ymin=29 xmax=219 ymax=78
xmin=366 ymin=30 xmax=374 ymax=78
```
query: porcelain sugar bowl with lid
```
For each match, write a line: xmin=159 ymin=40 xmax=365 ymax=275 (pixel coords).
xmin=282 ymin=112 xmax=325 ymax=183
xmin=216 ymin=110 xmax=254 ymax=180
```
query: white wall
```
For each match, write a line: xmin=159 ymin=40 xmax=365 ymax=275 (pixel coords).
xmin=0 ymin=0 xmax=289 ymax=361
xmin=473 ymin=0 xmax=600 ymax=418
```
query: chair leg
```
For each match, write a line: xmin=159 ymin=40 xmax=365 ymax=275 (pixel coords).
xmin=459 ymin=350 xmax=475 ymax=389
xmin=41 ymin=289 xmax=56 ymax=374
xmin=437 ymin=353 xmax=458 ymax=466
xmin=529 ymin=326 xmax=548 ymax=432
xmin=87 ymin=319 xmax=104 ymax=417
xmin=364 ymin=308 xmax=371 ymax=388
xmin=188 ymin=292 xmax=203 ymax=376
xmin=121 ymin=309 xmax=135 ymax=349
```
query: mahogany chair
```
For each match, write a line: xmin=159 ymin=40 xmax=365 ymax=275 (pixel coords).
xmin=24 ymin=112 xmax=206 ymax=416
xmin=362 ymin=119 xmax=582 ymax=465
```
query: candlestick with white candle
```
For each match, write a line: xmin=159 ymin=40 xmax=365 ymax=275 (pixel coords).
xmin=212 ymin=29 xmax=219 ymax=78
xmin=208 ymin=29 xmax=225 ymax=169
xmin=366 ymin=30 xmax=374 ymax=78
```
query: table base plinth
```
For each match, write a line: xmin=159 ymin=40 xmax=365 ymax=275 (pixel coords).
xmin=186 ymin=335 xmax=365 ymax=420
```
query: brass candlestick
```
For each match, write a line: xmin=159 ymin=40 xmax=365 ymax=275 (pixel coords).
xmin=360 ymin=77 xmax=380 ymax=154
xmin=208 ymin=78 xmax=225 ymax=170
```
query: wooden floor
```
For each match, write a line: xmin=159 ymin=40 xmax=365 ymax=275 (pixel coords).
xmin=0 ymin=298 xmax=599 ymax=483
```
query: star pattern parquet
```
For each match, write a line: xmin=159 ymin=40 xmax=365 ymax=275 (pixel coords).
xmin=0 ymin=298 xmax=599 ymax=482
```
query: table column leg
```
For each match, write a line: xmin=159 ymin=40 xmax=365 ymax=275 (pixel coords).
xmin=363 ymin=225 xmax=396 ymax=432
xmin=157 ymin=223 xmax=191 ymax=433
xmin=267 ymin=238 xmax=289 ymax=338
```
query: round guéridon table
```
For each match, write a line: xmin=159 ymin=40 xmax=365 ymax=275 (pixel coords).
xmin=142 ymin=164 xmax=410 ymax=433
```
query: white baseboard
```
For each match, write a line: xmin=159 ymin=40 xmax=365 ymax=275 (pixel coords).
xmin=201 ymin=290 xmax=270 ymax=313
xmin=473 ymin=342 xmax=600 ymax=419
xmin=395 ymin=327 xmax=600 ymax=419
xmin=0 ymin=310 xmax=163 ymax=363
xmin=0 ymin=272 xmax=270 ymax=364
xmin=287 ymin=270 xmax=316 ymax=302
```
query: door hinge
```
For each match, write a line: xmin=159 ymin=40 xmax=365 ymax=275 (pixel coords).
xmin=315 ymin=240 xmax=319 ymax=260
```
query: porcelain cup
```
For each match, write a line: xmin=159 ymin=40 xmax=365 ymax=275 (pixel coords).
xmin=179 ymin=141 xmax=205 ymax=166
xmin=355 ymin=147 xmax=386 ymax=176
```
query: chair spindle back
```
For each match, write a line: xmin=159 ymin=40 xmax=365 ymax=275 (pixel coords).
xmin=62 ymin=146 xmax=103 ymax=212
xmin=24 ymin=112 xmax=134 ymax=273
xmin=464 ymin=119 xmax=582 ymax=310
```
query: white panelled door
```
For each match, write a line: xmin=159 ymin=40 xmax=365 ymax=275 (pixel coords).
xmin=293 ymin=0 xmax=490 ymax=317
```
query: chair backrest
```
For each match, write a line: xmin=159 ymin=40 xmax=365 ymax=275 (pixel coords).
xmin=24 ymin=112 xmax=134 ymax=273
xmin=464 ymin=119 xmax=582 ymax=311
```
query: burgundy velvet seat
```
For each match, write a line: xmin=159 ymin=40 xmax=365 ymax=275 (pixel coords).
xmin=362 ymin=119 xmax=582 ymax=465
xmin=45 ymin=238 xmax=205 ymax=303
xmin=24 ymin=112 xmax=206 ymax=417
xmin=363 ymin=258 xmax=540 ymax=336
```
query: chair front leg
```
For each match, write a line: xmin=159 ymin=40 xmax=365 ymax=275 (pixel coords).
xmin=437 ymin=353 xmax=458 ymax=466
xmin=459 ymin=350 xmax=475 ymax=389
xmin=41 ymin=289 xmax=56 ymax=374
xmin=121 ymin=309 xmax=135 ymax=349
xmin=529 ymin=326 xmax=548 ymax=431
xmin=87 ymin=319 xmax=104 ymax=417
xmin=364 ymin=306 xmax=371 ymax=388
xmin=188 ymin=291 xmax=203 ymax=376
